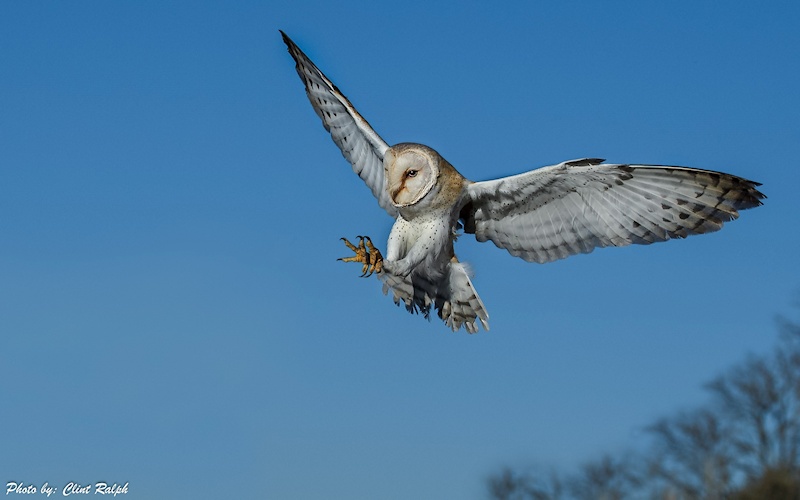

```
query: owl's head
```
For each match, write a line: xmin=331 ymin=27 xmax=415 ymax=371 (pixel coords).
xmin=384 ymin=144 xmax=440 ymax=208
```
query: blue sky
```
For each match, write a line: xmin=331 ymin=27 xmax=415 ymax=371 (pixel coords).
xmin=1 ymin=1 xmax=798 ymax=499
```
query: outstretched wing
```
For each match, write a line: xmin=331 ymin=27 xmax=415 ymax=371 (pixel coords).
xmin=282 ymin=31 xmax=398 ymax=217
xmin=463 ymin=159 xmax=765 ymax=264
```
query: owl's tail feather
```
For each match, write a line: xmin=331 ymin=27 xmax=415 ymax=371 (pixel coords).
xmin=379 ymin=257 xmax=490 ymax=333
xmin=442 ymin=260 xmax=490 ymax=333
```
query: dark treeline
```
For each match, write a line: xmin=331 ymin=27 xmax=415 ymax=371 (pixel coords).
xmin=488 ymin=307 xmax=800 ymax=500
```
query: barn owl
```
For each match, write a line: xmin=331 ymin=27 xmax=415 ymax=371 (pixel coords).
xmin=281 ymin=31 xmax=764 ymax=334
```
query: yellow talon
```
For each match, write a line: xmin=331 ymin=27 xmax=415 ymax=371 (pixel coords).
xmin=363 ymin=236 xmax=383 ymax=275
xmin=338 ymin=236 xmax=384 ymax=277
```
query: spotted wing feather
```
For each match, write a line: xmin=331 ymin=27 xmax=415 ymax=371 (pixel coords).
xmin=282 ymin=31 xmax=398 ymax=217
xmin=464 ymin=159 xmax=765 ymax=264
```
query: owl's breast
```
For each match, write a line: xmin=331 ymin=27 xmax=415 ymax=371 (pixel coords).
xmin=387 ymin=209 xmax=457 ymax=275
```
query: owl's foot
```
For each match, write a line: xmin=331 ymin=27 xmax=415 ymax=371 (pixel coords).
xmin=338 ymin=236 xmax=383 ymax=277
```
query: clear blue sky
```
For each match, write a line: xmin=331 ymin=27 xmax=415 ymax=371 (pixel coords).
xmin=1 ymin=1 xmax=798 ymax=499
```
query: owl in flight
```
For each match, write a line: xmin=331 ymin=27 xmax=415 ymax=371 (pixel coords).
xmin=281 ymin=31 xmax=764 ymax=333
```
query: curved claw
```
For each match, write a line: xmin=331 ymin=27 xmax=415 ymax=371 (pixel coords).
xmin=338 ymin=235 xmax=383 ymax=277
xmin=362 ymin=237 xmax=383 ymax=276
xmin=338 ymin=237 xmax=360 ymax=259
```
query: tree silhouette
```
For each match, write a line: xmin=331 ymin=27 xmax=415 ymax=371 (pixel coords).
xmin=488 ymin=306 xmax=800 ymax=499
xmin=646 ymin=408 xmax=733 ymax=499
xmin=568 ymin=454 xmax=640 ymax=500
xmin=487 ymin=467 xmax=563 ymax=500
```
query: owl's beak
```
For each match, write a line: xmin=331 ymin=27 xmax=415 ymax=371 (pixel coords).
xmin=389 ymin=181 xmax=404 ymax=204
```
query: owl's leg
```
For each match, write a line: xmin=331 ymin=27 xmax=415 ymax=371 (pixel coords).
xmin=362 ymin=237 xmax=384 ymax=275
xmin=338 ymin=236 xmax=383 ymax=277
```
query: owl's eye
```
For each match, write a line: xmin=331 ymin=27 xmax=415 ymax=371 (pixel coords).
xmin=407 ymin=169 xmax=418 ymax=178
